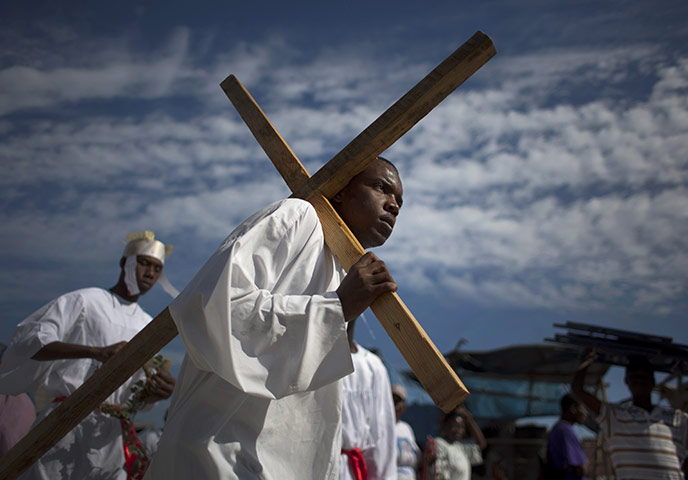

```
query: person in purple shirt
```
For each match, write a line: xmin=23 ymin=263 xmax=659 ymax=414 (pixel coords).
xmin=545 ymin=393 xmax=588 ymax=480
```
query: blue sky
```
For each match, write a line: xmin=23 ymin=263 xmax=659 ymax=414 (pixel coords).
xmin=2 ymin=1 xmax=688 ymax=426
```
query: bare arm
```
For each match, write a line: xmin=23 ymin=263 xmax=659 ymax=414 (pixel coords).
xmin=31 ymin=341 xmax=127 ymax=364
xmin=570 ymin=351 xmax=601 ymax=416
xmin=458 ymin=406 xmax=487 ymax=451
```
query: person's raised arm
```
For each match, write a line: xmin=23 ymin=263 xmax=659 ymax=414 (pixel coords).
xmin=336 ymin=252 xmax=397 ymax=322
xmin=458 ymin=406 xmax=487 ymax=451
xmin=31 ymin=341 xmax=127 ymax=363
xmin=570 ymin=351 xmax=601 ymax=416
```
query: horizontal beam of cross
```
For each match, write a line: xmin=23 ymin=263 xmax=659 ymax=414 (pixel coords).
xmin=292 ymin=31 xmax=496 ymax=201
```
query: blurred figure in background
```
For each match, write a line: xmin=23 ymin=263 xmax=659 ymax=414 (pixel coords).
xmin=423 ymin=405 xmax=487 ymax=480
xmin=544 ymin=393 xmax=588 ymax=479
xmin=572 ymin=353 xmax=688 ymax=479
xmin=0 ymin=343 xmax=36 ymax=456
xmin=392 ymin=384 xmax=421 ymax=480
xmin=339 ymin=318 xmax=397 ymax=480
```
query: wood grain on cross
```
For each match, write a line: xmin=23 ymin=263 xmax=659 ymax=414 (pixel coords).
xmin=0 ymin=31 xmax=495 ymax=480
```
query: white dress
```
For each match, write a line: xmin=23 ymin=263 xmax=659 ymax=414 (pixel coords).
xmin=432 ymin=437 xmax=482 ymax=480
xmin=0 ymin=287 xmax=152 ymax=480
xmin=395 ymin=421 xmax=420 ymax=480
xmin=145 ymin=198 xmax=354 ymax=480
xmin=339 ymin=344 xmax=397 ymax=480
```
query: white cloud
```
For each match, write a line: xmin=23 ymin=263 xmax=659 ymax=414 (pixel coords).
xmin=0 ymin=28 xmax=198 ymax=115
xmin=1 ymin=25 xmax=687 ymax=322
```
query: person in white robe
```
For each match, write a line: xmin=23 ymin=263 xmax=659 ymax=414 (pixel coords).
xmin=392 ymin=384 xmax=421 ymax=480
xmin=0 ymin=231 xmax=177 ymax=480
xmin=339 ymin=318 xmax=397 ymax=480
xmin=144 ymin=156 xmax=404 ymax=480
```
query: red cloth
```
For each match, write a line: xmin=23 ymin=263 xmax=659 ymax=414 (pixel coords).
xmin=420 ymin=435 xmax=437 ymax=480
xmin=342 ymin=448 xmax=368 ymax=480
xmin=52 ymin=396 xmax=149 ymax=480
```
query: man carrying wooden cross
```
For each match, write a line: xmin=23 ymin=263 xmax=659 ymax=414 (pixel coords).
xmin=145 ymin=156 xmax=403 ymax=479
xmin=0 ymin=30 xmax=493 ymax=480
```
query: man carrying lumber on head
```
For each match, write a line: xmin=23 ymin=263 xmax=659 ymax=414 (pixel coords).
xmin=144 ymin=156 xmax=403 ymax=480
xmin=0 ymin=231 xmax=178 ymax=480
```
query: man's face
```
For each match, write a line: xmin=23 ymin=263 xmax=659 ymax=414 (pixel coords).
xmin=393 ymin=394 xmax=406 ymax=421
xmin=571 ymin=402 xmax=588 ymax=424
xmin=332 ymin=159 xmax=403 ymax=249
xmin=442 ymin=413 xmax=467 ymax=442
xmin=625 ymin=367 xmax=655 ymax=398
xmin=136 ymin=255 xmax=163 ymax=294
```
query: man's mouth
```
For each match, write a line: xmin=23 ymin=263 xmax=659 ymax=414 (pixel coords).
xmin=380 ymin=214 xmax=395 ymax=230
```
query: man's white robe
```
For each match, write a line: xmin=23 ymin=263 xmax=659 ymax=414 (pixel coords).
xmin=145 ymin=198 xmax=354 ymax=480
xmin=0 ymin=287 xmax=152 ymax=479
xmin=339 ymin=344 xmax=397 ymax=480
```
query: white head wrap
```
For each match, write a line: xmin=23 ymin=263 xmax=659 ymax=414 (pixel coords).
xmin=122 ymin=230 xmax=179 ymax=298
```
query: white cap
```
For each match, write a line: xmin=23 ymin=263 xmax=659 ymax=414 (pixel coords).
xmin=122 ymin=230 xmax=173 ymax=264
xmin=121 ymin=230 xmax=178 ymax=298
xmin=391 ymin=384 xmax=407 ymax=401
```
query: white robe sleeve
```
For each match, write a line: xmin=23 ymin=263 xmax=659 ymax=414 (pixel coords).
xmin=0 ymin=292 xmax=86 ymax=395
xmin=170 ymin=199 xmax=352 ymax=400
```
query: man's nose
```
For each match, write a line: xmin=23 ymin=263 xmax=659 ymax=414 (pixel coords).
xmin=385 ymin=197 xmax=400 ymax=216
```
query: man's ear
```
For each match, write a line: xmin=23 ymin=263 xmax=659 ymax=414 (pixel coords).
xmin=331 ymin=190 xmax=344 ymax=204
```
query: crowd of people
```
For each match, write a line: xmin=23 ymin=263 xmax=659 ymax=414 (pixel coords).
xmin=1 ymin=155 xmax=687 ymax=479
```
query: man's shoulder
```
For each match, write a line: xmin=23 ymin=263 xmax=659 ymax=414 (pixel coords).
xmin=52 ymin=287 xmax=108 ymax=305
xmin=221 ymin=198 xmax=318 ymax=248
xmin=396 ymin=420 xmax=416 ymax=437
xmin=550 ymin=420 xmax=572 ymax=434
xmin=73 ymin=286 xmax=109 ymax=296
xmin=271 ymin=198 xmax=317 ymax=222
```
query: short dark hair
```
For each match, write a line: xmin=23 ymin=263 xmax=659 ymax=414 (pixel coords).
xmin=560 ymin=393 xmax=577 ymax=414
xmin=441 ymin=408 xmax=464 ymax=425
xmin=376 ymin=155 xmax=398 ymax=173
xmin=626 ymin=356 xmax=654 ymax=374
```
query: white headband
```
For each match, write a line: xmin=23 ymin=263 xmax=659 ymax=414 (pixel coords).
xmin=122 ymin=230 xmax=173 ymax=264
xmin=122 ymin=231 xmax=178 ymax=298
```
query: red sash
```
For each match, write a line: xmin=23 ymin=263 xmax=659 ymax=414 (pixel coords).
xmin=53 ymin=397 xmax=149 ymax=480
xmin=342 ymin=448 xmax=368 ymax=480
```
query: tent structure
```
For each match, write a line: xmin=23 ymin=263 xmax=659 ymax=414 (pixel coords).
xmin=385 ymin=343 xmax=609 ymax=443
xmin=385 ymin=322 xmax=688 ymax=479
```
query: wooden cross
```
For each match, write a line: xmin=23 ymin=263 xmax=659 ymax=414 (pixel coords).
xmin=0 ymin=31 xmax=495 ymax=479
